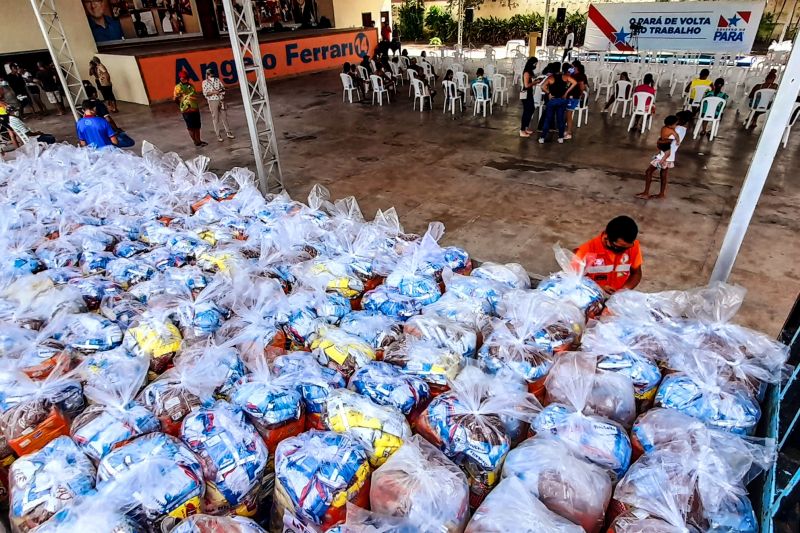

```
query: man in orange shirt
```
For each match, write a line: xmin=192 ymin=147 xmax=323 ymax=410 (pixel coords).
xmin=575 ymin=216 xmax=643 ymax=294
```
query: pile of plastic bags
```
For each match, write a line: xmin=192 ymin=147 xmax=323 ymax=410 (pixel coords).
xmin=0 ymin=144 xmax=788 ymax=532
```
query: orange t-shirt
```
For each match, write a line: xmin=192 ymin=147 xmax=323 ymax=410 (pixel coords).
xmin=575 ymin=234 xmax=643 ymax=292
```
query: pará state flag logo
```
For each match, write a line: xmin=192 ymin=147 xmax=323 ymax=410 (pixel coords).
xmin=715 ymin=11 xmax=751 ymax=42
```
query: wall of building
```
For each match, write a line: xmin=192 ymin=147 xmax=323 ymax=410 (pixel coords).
xmin=332 ymin=0 xmax=393 ymax=29
xmin=95 ymin=54 xmax=149 ymax=106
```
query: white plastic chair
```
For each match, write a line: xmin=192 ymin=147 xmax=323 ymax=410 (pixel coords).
xmin=574 ymin=91 xmax=589 ymax=128
xmin=743 ymin=88 xmax=776 ymax=129
xmin=485 ymin=64 xmax=497 ymax=77
xmin=627 ymin=92 xmax=655 ymax=133
xmin=420 ymin=61 xmax=434 ymax=81
xmin=595 ymin=69 xmax=616 ymax=102
xmin=442 ymin=80 xmax=462 ymax=115
xmin=492 ymin=74 xmax=508 ymax=105
xmin=411 ymin=79 xmax=431 ymax=112
xmin=533 ymin=84 xmax=545 ymax=120
xmin=356 ymin=65 xmax=370 ymax=93
xmin=388 ymin=62 xmax=404 ymax=86
xmin=483 ymin=45 xmax=495 ymax=61
xmin=473 ymin=82 xmax=492 ymax=117
xmin=399 ymin=56 xmax=411 ymax=69
xmin=339 ymin=73 xmax=360 ymax=103
xmin=370 ymin=75 xmax=390 ymax=106
xmin=407 ymin=68 xmax=418 ymax=96
xmin=782 ymin=102 xmax=800 ymax=148
xmin=684 ymin=87 xmax=707 ymax=112
xmin=455 ymin=71 xmax=470 ymax=103
xmin=370 ymin=59 xmax=378 ymax=73
xmin=512 ymin=57 xmax=526 ymax=88
xmin=693 ymin=96 xmax=726 ymax=140
xmin=451 ymin=63 xmax=464 ymax=73
xmin=609 ymin=80 xmax=633 ymax=117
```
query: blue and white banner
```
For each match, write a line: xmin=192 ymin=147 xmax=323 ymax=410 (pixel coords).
xmin=585 ymin=1 xmax=766 ymax=53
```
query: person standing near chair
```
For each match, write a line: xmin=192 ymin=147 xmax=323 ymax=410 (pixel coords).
xmin=202 ymin=68 xmax=235 ymax=142
xmin=563 ymin=27 xmax=575 ymax=62
xmin=89 ymin=57 xmax=118 ymax=113
xmin=174 ymin=69 xmax=207 ymax=147
xmin=565 ymin=62 xmax=587 ymax=140
xmin=698 ymin=78 xmax=728 ymax=137
xmin=519 ymin=58 xmax=539 ymax=137
xmin=539 ymin=65 xmax=576 ymax=144
xmin=35 ymin=62 xmax=66 ymax=116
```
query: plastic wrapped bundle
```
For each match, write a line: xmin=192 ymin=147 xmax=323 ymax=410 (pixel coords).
xmin=229 ymin=355 xmax=305 ymax=456
xmin=442 ymin=272 xmax=509 ymax=316
xmin=655 ymin=350 xmax=761 ymax=435
xmin=9 ymin=436 xmax=96 ymax=533
xmin=546 ymin=352 xmax=636 ymax=428
xmin=74 ymin=347 xmax=148 ymax=395
xmin=403 ymin=314 xmax=477 ymax=359
xmin=272 ymin=430 xmax=371 ymax=531
xmin=104 ymin=257 xmax=156 ymax=289
xmin=535 ymin=353 xmax=632 ymax=479
xmin=62 ymin=312 xmax=123 ymax=353
xmin=79 ymin=250 xmax=116 ymax=275
xmin=323 ymin=389 xmax=411 ymax=467
xmin=182 ymin=342 xmax=246 ymax=398
xmin=123 ymin=305 xmax=182 ymax=379
xmin=327 ymin=504 xmax=419 ymax=533
xmin=170 ymin=514 xmax=267 ymax=532
xmin=271 ymin=352 xmax=346 ymax=430
xmin=416 ymin=367 xmax=540 ymax=509
xmin=165 ymin=265 xmax=212 ymax=293
xmin=137 ymin=353 xmax=224 ymax=436
xmin=382 ymin=338 xmax=464 ymax=396
xmin=180 ymin=401 xmax=270 ymax=516
xmin=370 ymin=435 xmax=469 ymax=533
xmin=293 ymin=259 xmax=365 ymax=300
xmin=538 ymin=245 xmax=606 ymax=318
xmin=172 ymin=277 xmax=233 ymax=339
xmin=421 ymin=292 xmax=492 ymax=332
xmin=30 ymin=486 xmax=144 ymax=533
xmin=464 ymin=477 xmax=584 ymax=533
xmin=0 ymin=369 xmax=85 ymax=456
xmin=471 ymin=262 xmax=530 ymax=290
xmin=630 ymin=408 xmax=708 ymax=458
xmin=0 ymin=326 xmax=70 ymax=382
xmin=348 ymin=361 xmax=430 ymax=416
xmin=99 ymin=293 xmax=147 ymax=331
xmin=283 ymin=288 xmax=351 ymax=348
xmin=71 ymin=374 xmax=160 ymax=462
xmin=311 ymin=325 xmax=376 ymax=378
xmin=502 ymin=437 xmax=612 ymax=533
xmin=67 ymin=275 xmax=124 ymax=310
xmin=35 ymin=238 xmax=81 ymax=269
xmin=167 ymin=232 xmax=212 ymax=259
xmin=361 ymin=285 xmax=433 ymax=320
xmin=339 ymin=311 xmax=403 ymax=358
xmin=97 ymin=432 xmax=205 ymax=529
xmin=609 ymin=512 xmax=696 ymax=533
xmin=113 ymin=239 xmax=150 ymax=258
xmin=218 ymin=278 xmax=288 ymax=359
xmin=0 ymin=274 xmax=85 ymax=330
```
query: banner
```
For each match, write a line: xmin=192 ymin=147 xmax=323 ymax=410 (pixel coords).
xmin=136 ymin=28 xmax=376 ymax=102
xmin=585 ymin=1 xmax=765 ymax=53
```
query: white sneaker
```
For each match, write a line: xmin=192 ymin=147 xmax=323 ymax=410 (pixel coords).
xmin=217 ymin=135 xmax=224 ymax=142
xmin=538 ymin=138 xmax=545 ymax=144
xmin=557 ymin=138 xmax=564 ymax=144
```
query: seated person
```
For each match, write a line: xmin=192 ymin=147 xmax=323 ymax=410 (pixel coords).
xmin=83 ymin=85 xmax=120 ymax=131
xmin=471 ymin=68 xmax=492 ymax=97
xmin=685 ymin=68 xmax=713 ymax=110
xmin=746 ymin=70 xmax=778 ymax=128
xmin=7 ymin=114 xmax=56 ymax=146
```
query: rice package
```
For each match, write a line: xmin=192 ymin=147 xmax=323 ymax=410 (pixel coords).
xmin=323 ymin=388 xmax=411 ymax=467
xmin=272 ymin=430 xmax=371 ymax=531
xmin=348 ymin=361 xmax=430 ymax=416
xmin=471 ymin=262 xmax=530 ymax=290
xmin=502 ymin=437 xmax=612 ymax=533
xmin=0 ymin=369 xmax=85 ymax=456
xmin=97 ymin=432 xmax=205 ymax=529
xmin=382 ymin=338 xmax=464 ymax=396
xmin=370 ymin=434 xmax=469 ymax=533
xmin=416 ymin=367 xmax=540 ymax=508
xmin=229 ymin=355 xmax=305 ymax=455
xmin=71 ymin=375 xmax=160 ymax=462
xmin=535 ymin=353 xmax=632 ymax=478
xmin=538 ymin=245 xmax=606 ymax=318
xmin=403 ymin=314 xmax=477 ymax=359
xmin=180 ymin=401 xmax=270 ymax=516
xmin=170 ymin=514 xmax=267 ymax=532
xmin=271 ymin=352 xmax=346 ymax=430
xmin=311 ymin=325 xmax=376 ymax=378
xmin=339 ymin=311 xmax=403 ymax=358
xmin=9 ymin=436 xmax=96 ymax=533
xmin=464 ymin=477 xmax=584 ymax=533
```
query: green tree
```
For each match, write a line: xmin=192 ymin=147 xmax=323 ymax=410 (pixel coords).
xmin=425 ymin=5 xmax=457 ymax=41
xmin=398 ymin=0 xmax=426 ymax=41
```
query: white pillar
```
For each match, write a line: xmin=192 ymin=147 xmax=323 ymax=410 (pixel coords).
xmin=457 ymin=0 xmax=464 ymax=50
xmin=542 ymin=0 xmax=552 ymax=52
xmin=710 ymin=37 xmax=800 ymax=282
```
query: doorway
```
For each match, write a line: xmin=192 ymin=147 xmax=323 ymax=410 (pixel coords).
xmin=361 ymin=12 xmax=373 ymax=28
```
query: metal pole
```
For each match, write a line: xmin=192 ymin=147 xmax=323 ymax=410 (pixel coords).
xmin=29 ymin=0 xmax=87 ymax=121
xmin=220 ymin=0 xmax=284 ymax=194
xmin=542 ymin=0 xmax=552 ymax=52
xmin=709 ymin=36 xmax=800 ymax=282
xmin=457 ymin=0 xmax=464 ymax=51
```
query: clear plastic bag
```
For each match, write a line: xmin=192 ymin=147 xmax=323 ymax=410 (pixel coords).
xmin=62 ymin=312 xmax=123 ymax=353
xmin=9 ymin=436 xmax=96 ymax=533
xmin=416 ymin=366 xmax=541 ymax=509
xmin=464 ymin=476 xmax=584 ymax=533
xmin=421 ymin=292 xmax=492 ymax=332
xmin=272 ymin=430 xmax=371 ymax=532
xmin=538 ymin=245 xmax=606 ymax=318
xmin=217 ymin=277 xmax=288 ymax=359
xmin=403 ymin=314 xmax=477 ymax=359
xmin=501 ymin=437 xmax=612 ymax=533
xmin=339 ymin=311 xmax=403 ymax=357
xmin=97 ymin=432 xmax=205 ymax=530
xmin=329 ymin=504 xmax=418 ymax=533
xmin=71 ymin=372 xmax=160 ymax=462
xmin=99 ymin=293 xmax=147 ymax=331
xmin=382 ymin=337 xmax=464 ymax=396
xmin=123 ymin=303 xmax=183 ymax=379
xmin=180 ymin=400 xmax=270 ymax=516
xmin=348 ymin=361 xmax=430 ymax=416
xmin=322 ymin=388 xmax=411 ymax=467
xmin=271 ymin=352 xmax=346 ymax=430
xmin=535 ymin=352 xmax=633 ymax=478
xmin=310 ymin=325 xmax=376 ymax=378
xmin=442 ymin=271 xmax=509 ymax=316
xmin=29 ymin=484 xmax=144 ymax=533
xmin=170 ymin=514 xmax=267 ymax=532
xmin=370 ymin=434 xmax=469 ymax=533
xmin=73 ymin=346 xmax=148 ymax=396
xmin=471 ymin=262 xmax=530 ymax=290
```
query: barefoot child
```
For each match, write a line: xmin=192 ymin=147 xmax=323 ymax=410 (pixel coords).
xmin=637 ymin=115 xmax=683 ymax=199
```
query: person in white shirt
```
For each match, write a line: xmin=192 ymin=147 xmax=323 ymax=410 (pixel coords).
xmin=201 ymin=68 xmax=234 ymax=142
xmin=563 ymin=28 xmax=575 ymax=62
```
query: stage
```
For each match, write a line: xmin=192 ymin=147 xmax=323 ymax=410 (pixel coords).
xmin=95 ymin=27 xmax=377 ymax=104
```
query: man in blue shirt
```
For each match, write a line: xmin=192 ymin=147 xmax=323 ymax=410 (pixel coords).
xmin=77 ymin=100 xmax=118 ymax=148
xmin=83 ymin=0 xmax=124 ymax=43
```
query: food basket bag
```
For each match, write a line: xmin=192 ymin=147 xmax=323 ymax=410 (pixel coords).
xmin=348 ymin=361 xmax=430 ymax=416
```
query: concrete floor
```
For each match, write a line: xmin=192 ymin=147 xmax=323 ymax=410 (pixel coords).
xmin=12 ymin=68 xmax=800 ymax=335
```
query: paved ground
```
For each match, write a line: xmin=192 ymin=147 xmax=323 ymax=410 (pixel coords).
xmin=9 ymin=65 xmax=800 ymax=335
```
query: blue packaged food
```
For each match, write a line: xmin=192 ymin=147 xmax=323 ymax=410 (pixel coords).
xmin=311 ymin=325 xmax=376 ymax=378
xmin=166 ymin=265 xmax=211 ymax=292
xmin=68 ymin=276 xmax=123 ymax=309
xmin=79 ymin=250 xmax=116 ymax=275
xmin=9 ymin=436 xmax=96 ymax=533
xmin=339 ymin=311 xmax=403 ymax=353
xmin=168 ymin=233 xmax=212 ymax=258
xmin=383 ymin=338 xmax=464 ymax=392
xmin=114 ymin=240 xmax=149 ymax=258
xmin=99 ymin=293 xmax=147 ymax=330
xmin=71 ymin=400 xmax=161 ymax=462
xmin=471 ymin=262 xmax=530 ymax=290
xmin=75 ymin=347 xmax=149 ymax=398
xmin=404 ymin=314 xmax=477 ymax=359
xmin=444 ymin=273 xmax=507 ymax=315
xmin=64 ymin=313 xmax=123 ymax=353
xmin=35 ymin=239 xmax=81 ymax=269
xmin=105 ymin=258 xmax=156 ymax=288
xmin=139 ymin=247 xmax=188 ymax=271
xmin=271 ymin=352 xmax=346 ymax=427
xmin=362 ymin=285 xmax=434 ymax=320
xmin=180 ymin=401 xmax=270 ymax=516
xmin=44 ymin=267 xmax=83 ymax=286
xmin=349 ymin=361 xmax=430 ymax=415
xmin=272 ymin=430 xmax=371 ymax=531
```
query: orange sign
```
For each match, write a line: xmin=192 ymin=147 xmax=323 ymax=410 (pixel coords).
xmin=137 ymin=28 xmax=377 ymax=102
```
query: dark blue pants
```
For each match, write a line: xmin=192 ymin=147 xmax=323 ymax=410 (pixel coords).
xmin=540 ymin=98 xmax=567 ymax=140
xmin=521 ymin=98 xmax=535 ymax=131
